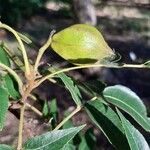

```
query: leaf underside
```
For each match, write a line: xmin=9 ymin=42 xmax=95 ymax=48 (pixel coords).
xmin=103 ymin=85 xmax=150 ymax=132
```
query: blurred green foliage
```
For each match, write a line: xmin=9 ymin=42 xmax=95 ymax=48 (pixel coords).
xmin=0 ymin=0 xmax=48 ymax=25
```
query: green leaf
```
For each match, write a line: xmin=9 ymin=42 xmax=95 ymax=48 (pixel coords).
xmin=23 ymin=125 xmax=85 ymax=150
xmin=57 ymin=73 xmax=82 ymax=106
xmin=2 ymin=74 xmax=20 ymax=99
xmin=50 ymin=98 xmax=57 ymax=115
xmin=42 ymin=99 xmax=58 ymax=117
xmin=0 ymin=144 xmax=14 ymax=150
xmin=50 ymin=99 xmax=58 ymax=128
xmin=85 ymin=99 xmax=129 ymax=150
xmin=103 ymin=85 xmax=150 ymax=132
xmin=0 ymin=86 xmax=9 ymax=130
xmin=117 ymin=109 xmax=150 ymax=150
xmin=42 ymin=99 xmax=58 ymax=128
xmin=42 ymin=100 xmax=49 ymax=117
xmin=0 ymin=45 xmax=10 ymax=66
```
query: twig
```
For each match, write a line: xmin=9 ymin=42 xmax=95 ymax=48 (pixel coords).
xmin=53 ymin=106 xmax=81 ymax=131
xmin=36 ymin=63 xmax=147 ymax=87
xmin=34 ymin=30 xmax=55 ymax=73
xmin=25 ymin=103 xmax=43 ymax=117
xmin=29 ymin=94 xmax=37 ymax=101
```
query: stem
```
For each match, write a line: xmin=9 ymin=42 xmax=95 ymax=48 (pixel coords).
xmin=34 ymin=30 xmax=55 ymax=73
xmin=29 ymin=94 xmax=37 ymax=101
xmin=0 ymin=22 xmax=31 ymax=76
xmin=53 ymin=106 xmax=81 ymax=131
xmin=25 ymin=103 xmax=43 ymax=117
xmin=120 ymin=64 xmax=145 ymax=68
xmin=36 ymin=63 xmax=146 ymax=87
xmin=16 ymin=85 xmax=34 ymax=149
xmin=17 ymin=104 xmax=25 ymax=150
xmin=0 ymin=62 xmax=23 ymax=94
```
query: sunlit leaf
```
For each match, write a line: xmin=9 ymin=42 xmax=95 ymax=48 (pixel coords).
xmin=24 ymin=125 xmax=85 ymax=150
xmin=103 ymin=85 xmax=150 ymax=131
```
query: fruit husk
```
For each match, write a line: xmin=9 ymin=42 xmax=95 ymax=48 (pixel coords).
xmin=51 ymin=24 xmax=115 ymax=65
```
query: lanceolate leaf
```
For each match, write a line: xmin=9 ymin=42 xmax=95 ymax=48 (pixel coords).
xmin=103 ymin=85 xmax=150 ymax=132
xmin=57 ymin=73 xmax=82 ymax=106
xmin=50 ymin=98 xmax=57 ymax=115
xmin=42 ymin=100 xmax=49 ymax=117
xmin=24 ymin=125 xmax=85 ymax=150
xmin=49 ymin=99 xmax=58 ymax=128
xmin=0 ymin=45 xmax=10 ymax=66
xmin=17 ymin=32 xmax=32 ymax=44
xmin=2 ymin=74 xmax=20 ymax=100
xmin=0 ymin=144 xmax=15 ymax=150
xmin=85 ymin=99 xmax=129 ymax=150
xmin=0 ymin=86 xmax=9 ymax=130
xmin=117 ymin=109 xmax=150 ymax=150
xmin=0 ymin=144 xmax=14 ymax=150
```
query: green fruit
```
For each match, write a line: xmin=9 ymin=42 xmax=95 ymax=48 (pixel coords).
xmin=51 ymin=24 xmax=115 ymax=65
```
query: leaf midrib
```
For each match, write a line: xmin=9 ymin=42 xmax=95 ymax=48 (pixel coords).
xmin=24 ymin=129 xmax=80 ymax=150
xmin=104 ymin=95 xmax=150 ymax=130
xmin=124 ymin=125 xmax=139 ymax=150
xmin=59 ymin=75 xmax=81 ymax=105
